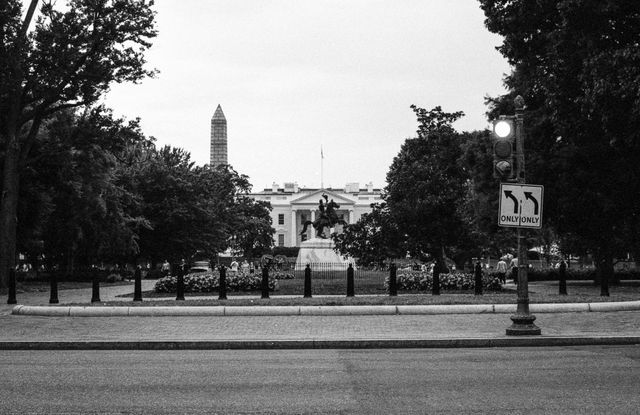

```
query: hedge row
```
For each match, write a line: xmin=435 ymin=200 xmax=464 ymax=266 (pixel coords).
xmin=526 ymin=268 xmax=640 ymax=281
xmin=385 ymin=272 xmax=502 ymax=292
xmin=154 ymin=271 xmax=295 ymax=293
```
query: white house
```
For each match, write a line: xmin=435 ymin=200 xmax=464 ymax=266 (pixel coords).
xmin=250 ymin=182 xmax=383 ymax=247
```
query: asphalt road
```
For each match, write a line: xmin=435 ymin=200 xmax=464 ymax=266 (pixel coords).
xmin=1 ymin=346 xmax=639 ymax=414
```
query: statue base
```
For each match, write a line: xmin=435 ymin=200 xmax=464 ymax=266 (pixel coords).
xmin=294 ymin=238 xmax=353 ymax=271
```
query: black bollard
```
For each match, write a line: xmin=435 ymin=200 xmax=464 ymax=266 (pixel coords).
xmin=432 ymin=262 xmax=441 ymax=296
xmin=346 ymin=264 xmax=355 ymax=297
xmin=91 ymin=273 xmax=101 ymax=303
xmin=261 ymin=266 xmax=270 ymax=299
xmin=219 ymin=265 xmax=227 ymax=300
xmin=303 ymin=264 xmax=312 ymax=298
xmin=176 ymin=264 xmax=185 ymax=301
xmin=559 ymin=260 xmax=568 ymax=295
xmin=7 ymin=268 xmax=17 ymax=304
xmin=389 ymin=263 xmax=398 ymax=296
xmin=474 ymin=261 xmax=483 ymax=295
xmin=133 ymin=266 xmax=143 ymax=302
xmin=50 ymin=272 xmax=59 ymax=304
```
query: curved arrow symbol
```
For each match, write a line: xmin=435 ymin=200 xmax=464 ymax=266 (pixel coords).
xmin=524 ymin=192 xmax=539 ymax=215
xmin=504 ymin=190 xmax=519 ymax=214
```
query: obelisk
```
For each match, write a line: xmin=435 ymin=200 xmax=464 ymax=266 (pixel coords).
xmin=210 ymin=105 xmax=227 ymax=167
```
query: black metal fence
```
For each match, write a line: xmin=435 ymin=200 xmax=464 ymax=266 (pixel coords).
xmin=283 ymin=263 xmax=388 ymax=296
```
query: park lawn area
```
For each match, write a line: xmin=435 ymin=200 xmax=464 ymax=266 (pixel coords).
xmin=7 ymin=280 xmax=131 ymax=294
xmin=102 ymin=280 xmax=640 ymax=307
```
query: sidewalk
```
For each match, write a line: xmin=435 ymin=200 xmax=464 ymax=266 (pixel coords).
xmin=1 ymin=281 xmax=639 ymax=349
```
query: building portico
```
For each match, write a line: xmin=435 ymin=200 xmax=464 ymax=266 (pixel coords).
xmin=249 ymin=183 xmax=381 ymax=247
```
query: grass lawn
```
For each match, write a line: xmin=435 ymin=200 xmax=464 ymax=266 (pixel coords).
xmin=102 ymin=280 xmax=640 ymax=307
xmin=7 ymin=280 xmax=131 ymax=294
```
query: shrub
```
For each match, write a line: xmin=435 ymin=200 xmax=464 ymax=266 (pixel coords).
xmin=273 ymin=271 xmax=294 ymax=280
xmin=106 ymin=273 xmax=123 ymax=283
xmin=145 ymin=269 xmax=165 ymax=279
xmin=154 ymin=270 xmax=279 ymax=293
xmin=526 ymin=268 xmax=640 ymax=282
xmin=272 ymin=246 xmax=300 ymax=257
xmin=385 ymin=271 xmax=502 ymax=292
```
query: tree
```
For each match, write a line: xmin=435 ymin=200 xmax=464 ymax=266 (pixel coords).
xmin=332 ymin=203 xmax=406 ymax=268
xmin=6 ymin=107 xmax=151 ymax=274
xmin=229 ymin=196 xmax=274 ymax=260
xmin=385 ymin=106 xmax=470 ymax=293
xmin=129 ymin=146 xmax=272 ymax=265
xmin=38 ymin=108 xmax=149 ymax=272
xmin=479 ymin=0 xmax=640 ymax=294
xmin=0 ymin=0 xmax=156 ymax=288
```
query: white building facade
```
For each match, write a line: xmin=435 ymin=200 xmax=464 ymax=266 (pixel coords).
xmin=250 ymin=182 xmax=383 ymax=247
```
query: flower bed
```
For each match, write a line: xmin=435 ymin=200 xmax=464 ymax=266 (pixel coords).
xmin=385 ymin=271 xmax=502 ymax=292
xmin=154 ymin=270 xmax=278 ymax=293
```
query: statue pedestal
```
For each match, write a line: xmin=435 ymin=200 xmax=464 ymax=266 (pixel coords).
xmin=294 ymin=238 xmax=352 ymax=271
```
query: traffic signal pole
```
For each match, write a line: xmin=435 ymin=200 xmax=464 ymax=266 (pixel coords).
xmin=506 ymin=96 xmax=541 ymax=336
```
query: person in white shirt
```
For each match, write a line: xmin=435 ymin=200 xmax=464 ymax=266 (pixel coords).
xmin=496 ymin=257 xmax=508 ymax=283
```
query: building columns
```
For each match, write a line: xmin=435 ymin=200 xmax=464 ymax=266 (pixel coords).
xmin=291 ymin=209 xmax=297 ymax=246
xmin=347 ymin=208 xmax=354 ymax=224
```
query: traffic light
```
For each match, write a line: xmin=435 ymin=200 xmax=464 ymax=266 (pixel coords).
xmin=492 ymin=117 xmax=516 ymax=181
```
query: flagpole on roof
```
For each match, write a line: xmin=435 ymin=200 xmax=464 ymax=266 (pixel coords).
xmin=320 ymin=145 xmax=324 ymax=190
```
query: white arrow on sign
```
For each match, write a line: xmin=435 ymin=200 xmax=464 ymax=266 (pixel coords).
xmin=498 ymin=184 xmax=544 ymax=229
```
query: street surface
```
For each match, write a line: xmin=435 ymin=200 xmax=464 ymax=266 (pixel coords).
xmin=1 ymin=346 xmax=639 ymax=414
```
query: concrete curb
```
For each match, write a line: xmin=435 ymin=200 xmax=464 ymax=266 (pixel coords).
xmin=11 ymin=300 xmax=640 ymax=317
xmin=1 ymin=336 xmax=639 ymax=350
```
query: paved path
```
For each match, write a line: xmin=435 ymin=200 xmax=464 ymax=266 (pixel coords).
xmin=2 ymin=280 xmax=639 ymax=349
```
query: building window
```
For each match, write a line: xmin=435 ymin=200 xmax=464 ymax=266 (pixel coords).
xmin=278 ymin=214 xmax=285 ymax=225
xmin=300 ymin=214 xmax=307 ymax=224
xmin=278 ymin=234 xmax=285 ymax=247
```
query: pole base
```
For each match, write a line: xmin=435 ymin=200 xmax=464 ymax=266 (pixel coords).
xmin=506 ymin=314 xmax=541 ymax=336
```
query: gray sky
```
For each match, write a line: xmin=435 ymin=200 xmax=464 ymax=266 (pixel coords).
xmin=103 ymin=0 xmax=511 ymax=191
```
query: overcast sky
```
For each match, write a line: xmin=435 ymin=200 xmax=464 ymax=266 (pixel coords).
xmin=103 ymin=0 xmax=511 ymax=191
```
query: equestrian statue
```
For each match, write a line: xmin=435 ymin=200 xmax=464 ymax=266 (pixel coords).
xmin=300 ymin=194 xmax=348 ymax=239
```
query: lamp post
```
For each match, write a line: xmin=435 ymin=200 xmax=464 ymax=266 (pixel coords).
xmin=506 ymin=95 xmax=541 ymax=336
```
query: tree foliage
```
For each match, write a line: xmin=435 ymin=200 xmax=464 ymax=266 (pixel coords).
xmin=1 ymin=0 xmax=157 ymax=287
xmin=385 ymin=106 xmax=470 ymax=263
xmin=479 ymin=0 xmax=640 ymax=290
xmin=332 ymin=203 xmax=406 ymax=267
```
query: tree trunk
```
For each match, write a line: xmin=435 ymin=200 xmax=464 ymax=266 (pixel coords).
xmin=0 ymin=141 xmax=21 ymax=290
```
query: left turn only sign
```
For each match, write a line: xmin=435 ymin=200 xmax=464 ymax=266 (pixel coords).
xmin=498 ymin=184 xmax=544 ymax=229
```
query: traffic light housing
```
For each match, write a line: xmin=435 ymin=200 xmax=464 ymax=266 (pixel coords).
xmin=492 ymin=117 xmax=516 ymax=181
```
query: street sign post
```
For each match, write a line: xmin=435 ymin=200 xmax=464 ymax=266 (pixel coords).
xmin=498 ymin=183 xmax=543 ymax=229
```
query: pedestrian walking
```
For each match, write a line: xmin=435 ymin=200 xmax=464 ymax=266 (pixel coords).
xmin=496 ymin=257 xmax=508 ymax=284
xmin=509 ymin=257 xmax=518 ymax=284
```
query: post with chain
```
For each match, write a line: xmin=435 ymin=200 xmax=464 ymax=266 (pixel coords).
xmin=91 ymin=272 xmax=101 ymax=303
xmin=261 ymin=266 xmax=270 ymax=299
xmin=559 ymin=260 xmax=568 ymax=295
xmin=506 ymin=95 xmax=541 ymax=336
xmin=49 ymin=271 xmax=59 ymax=304
xmin=218 ymin=265 xmax=227 ymax=300
xmin=388 ymin=263 xmax=398 ymax=296
xmin=346 ymin=264 xmax=355 ymax=297
xmin=175 ymin=263 xmax=185 ymax=301
xmin=7 ymin=268 xmax=17 ymax=304
xmin=133 ymin=266 xmax=143 ymax=302
xmin=303 ymin=264 xmax=312 ymax=298
xmin=474 ymin=261 xmax=483 ymax=295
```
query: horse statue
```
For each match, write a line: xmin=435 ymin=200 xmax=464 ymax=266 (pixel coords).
xmin=300 ymin=194 xmax=349 ymax=239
